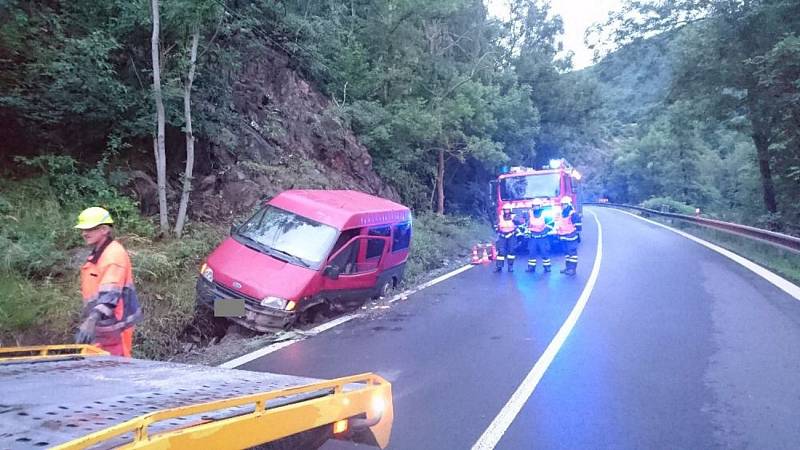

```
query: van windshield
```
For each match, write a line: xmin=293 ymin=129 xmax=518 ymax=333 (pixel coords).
xmin=500 ymin=173 xmax=561 ymax=200
xmin=233 ymin=206 xmax=338 ymax=269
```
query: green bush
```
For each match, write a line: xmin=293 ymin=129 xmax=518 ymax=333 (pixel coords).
xmin=0 ymin=155 xmax=155 ymax=277
xmin=0 ymin=180 xmax=74 ymax=276
xmin=14 ymin=155 xmax=154 ymax=237
xmin=0 ymin=272 xmax=78 ymax=345
xmin=640 ymin=196 xmax=696 ymax=215
xmin=404 ymin=213 xmax=493 ymax=283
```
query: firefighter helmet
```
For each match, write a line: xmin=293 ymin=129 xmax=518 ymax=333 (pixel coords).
xmin=532 ymin=199 xmax=543 ymax=207
xmin=559 ymin=197 xmax=573 ymax=205
xmin=502 ymin=204 xmax=513 ymax=211
xmin=75 ymin=207 xmax=114 ymax=229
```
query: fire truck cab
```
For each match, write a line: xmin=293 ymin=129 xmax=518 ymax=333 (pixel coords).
xmin=490 ymin=158 xmax=582 ymax=239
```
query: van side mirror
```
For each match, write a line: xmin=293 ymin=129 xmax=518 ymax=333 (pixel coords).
xmin=230 ymin=222 xmax=241 ymax=235
xmin=324 ymin=264 xmax=341 ymax=280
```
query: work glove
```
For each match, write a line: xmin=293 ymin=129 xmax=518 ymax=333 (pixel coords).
xmin=75 ymin=312 xmax=100 ymax=344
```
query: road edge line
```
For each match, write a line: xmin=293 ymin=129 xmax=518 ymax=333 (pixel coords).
xmin=613 ymin=208 xmax=800 ymax=301
xmin=220 ymin=263 xmax=476 ymax=369
xmin=471 ymin=211 xmax=604 ymax=450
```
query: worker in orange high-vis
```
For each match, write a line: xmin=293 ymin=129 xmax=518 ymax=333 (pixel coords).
xmin=74 ymin=207 xmax=142 ymax=357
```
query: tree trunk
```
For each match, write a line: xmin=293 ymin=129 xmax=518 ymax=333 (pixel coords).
xmin=174 ymin=28 xmax=200 ymax=238
xmin=436 ymin=148 xmax=445 ymax=215
xmin=752 ymin=130 xmax=778 ymax=214
xmin=747 ymin=89 xmax=778 ymax=215
xmin=151 ymin=0 xmax=168 ymax=234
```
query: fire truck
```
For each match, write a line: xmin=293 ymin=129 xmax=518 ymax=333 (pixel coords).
xmin=489 ymin=158 xmax=582 ymax=244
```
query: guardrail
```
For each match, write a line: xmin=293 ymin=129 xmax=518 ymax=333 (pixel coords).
xmin=586 ymin=202 xmax=800 ymax=254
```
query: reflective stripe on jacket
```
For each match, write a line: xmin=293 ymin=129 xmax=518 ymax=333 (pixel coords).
xmin=80 ymin=240 xmax=142 ymax=356
xmin=556 ymin=209 xmax=578 ymax=240
xmin=497 ymin=216 xmax=516 ymax=234
xmin=528 ymin=214 xmax=553 ymax=238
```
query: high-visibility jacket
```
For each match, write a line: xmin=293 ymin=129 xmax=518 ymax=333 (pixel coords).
xmin=528 ymin=213 xmax=554 ymax=238
xmin=497 ymin=216 xmax=517 ymax=235
xmin=80 ymin=239 xmax=142 ymax=357
xmin=556 ymin=207 xmax=580 ymax=241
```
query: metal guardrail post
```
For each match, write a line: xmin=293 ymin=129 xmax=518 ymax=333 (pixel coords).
xmin=585 ymin=202 xmax=800 ymax=254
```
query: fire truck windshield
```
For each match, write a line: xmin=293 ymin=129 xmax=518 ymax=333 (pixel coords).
xmin=500 ymin=173 xmax=561 ymax=200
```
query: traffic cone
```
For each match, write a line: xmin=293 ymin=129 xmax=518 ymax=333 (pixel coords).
xmin=489 ymin=243 xmax=497 ymax=261
xmin=470 ymin=245 xmax=481 ymax=264
xmin=480 ymin=244 xmax=490 ymax=264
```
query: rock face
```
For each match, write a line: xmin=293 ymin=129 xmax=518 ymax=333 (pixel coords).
xmin=182 ymin=47 xmax=397 ymax=220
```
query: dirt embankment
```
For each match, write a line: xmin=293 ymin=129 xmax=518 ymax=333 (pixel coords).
xmin=131 ymin=45 xmax=398 ymax=221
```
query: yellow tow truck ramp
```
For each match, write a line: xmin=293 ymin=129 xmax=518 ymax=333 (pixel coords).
xmin=0 ymin=345 xmax=393 ymax=449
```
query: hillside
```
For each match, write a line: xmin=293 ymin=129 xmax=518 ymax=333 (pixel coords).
xmin=584 ymin=34 xmax=676 ymax=125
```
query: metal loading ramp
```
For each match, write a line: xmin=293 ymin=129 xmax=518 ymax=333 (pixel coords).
xmin=0 ymin=346 xmax=392 ymax=449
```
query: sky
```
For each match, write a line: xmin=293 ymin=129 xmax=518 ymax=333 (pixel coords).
xmin=486 ymin=0 xmax=624 ymax=69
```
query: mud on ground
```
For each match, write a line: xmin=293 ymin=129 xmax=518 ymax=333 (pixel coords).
xmin=170 ymin=259 xmax=467 ymax=367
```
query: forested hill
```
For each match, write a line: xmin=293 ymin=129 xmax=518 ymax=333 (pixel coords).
xmin=584 ymin=35 xmax=674 ymax=125
xmin=577 ymin=2 xmax=799 ymax=233
xmin=1 ymin=0 xmax=798 ymax=230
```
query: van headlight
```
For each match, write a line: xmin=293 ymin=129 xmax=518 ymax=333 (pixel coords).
xmin=200 ymin=263 xmax=214 ymax=283
xmin=260 ymin=296 xmax=296 ymax=311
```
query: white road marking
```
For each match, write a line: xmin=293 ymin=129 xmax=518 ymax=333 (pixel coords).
xmin=614 ymin=208 xmax=800 ymax=301
xmin=471 ymin=211 xmax=604 ymax=450
xmin=219 ymin=264 xmax=476 ymax=369
xmin=389 ymin=263 xmax=475 ymax=303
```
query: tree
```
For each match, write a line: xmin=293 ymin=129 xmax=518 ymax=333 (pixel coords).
xmin=174 ymin=27 xmax=198 ymax=237
xmin=173 ymin=0 xmax=221 ymax=237
xmin=150 ymin=0 xmax=168 ymax=234
xmin=598 ymin=0 xmax=800 ymax=223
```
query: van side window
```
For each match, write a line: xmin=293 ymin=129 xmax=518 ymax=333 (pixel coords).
xmin=367 ymin=226 xmax=391 ymax=259
xmin=331 ymin=229 xmax=360 ymax=255
xmin=392 ymin=222 xmax=411 ymax=252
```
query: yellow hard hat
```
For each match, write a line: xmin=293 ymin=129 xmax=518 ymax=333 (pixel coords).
xmin=532 ymin=198 xmax=543 ymax=207
xmin=560 ymin=197 xmax=573 ymax=205
xmin=75 ymin=207 xmax=114 ymax=229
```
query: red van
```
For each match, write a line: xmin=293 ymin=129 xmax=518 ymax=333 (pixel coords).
xmin=196 ymin=190 xmax=412 ymax=332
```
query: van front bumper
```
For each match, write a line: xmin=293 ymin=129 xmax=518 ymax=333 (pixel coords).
xmin=195 ymin=278 xmax=296 ymax=332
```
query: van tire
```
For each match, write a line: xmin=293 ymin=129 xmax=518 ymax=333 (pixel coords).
xmin=377 ymin=279 xmax=393 ymax=299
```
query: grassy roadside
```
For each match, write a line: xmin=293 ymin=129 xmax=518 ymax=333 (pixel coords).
xmin=1 ymin=166 xmax=492 ymax=359
xmin=641 ymin=214 xmax=800 ymax=286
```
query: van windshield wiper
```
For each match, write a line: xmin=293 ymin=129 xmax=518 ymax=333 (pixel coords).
xmin=269 ymin=248 xmax=310 ymax=268
xmin=236 ymin=233 xmax=270 ymax=254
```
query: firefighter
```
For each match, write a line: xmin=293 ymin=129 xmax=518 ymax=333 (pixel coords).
xmin=526 ymin=199 xmax=554 ymax=273
xmin=494 ymin=204 xmax=521 ymax=272
xmin=74 ymin=207 xmax=142 ymax=357
xmin=556 ymin=197 xmax=581 ymax=276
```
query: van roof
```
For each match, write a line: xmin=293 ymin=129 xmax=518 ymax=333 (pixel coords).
xmin=268 ymin=190 xmax=411 ymax=229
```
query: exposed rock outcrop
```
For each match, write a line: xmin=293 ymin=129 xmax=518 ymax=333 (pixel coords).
xmin=177 ymin=46 xmax=397 ymax=219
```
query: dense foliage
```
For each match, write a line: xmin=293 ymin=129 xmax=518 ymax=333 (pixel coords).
xmin=587 ymin=0 xmax=800 ymax=231
xmin=1 ymin=0 xmax=798 ymax=224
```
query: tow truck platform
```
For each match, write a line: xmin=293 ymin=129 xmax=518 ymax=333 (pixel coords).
xmin=0 ymin=345 xmax=392 ymax=450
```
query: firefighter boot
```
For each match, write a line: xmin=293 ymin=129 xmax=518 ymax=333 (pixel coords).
xmin=543 ymin=259 xmax=552 ymax=273
xmin=526 ymin=261 xmax=536 ymax=273
xmin=507 ymin=258 xmax=515 ymax=272
xmin=494 ymin=259 xmax=504 ymax=272
xmin=564 ymin=259 xmax=577 ymax=276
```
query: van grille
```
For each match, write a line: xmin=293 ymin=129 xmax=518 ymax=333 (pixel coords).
xmin=211 ymin=281 xmax=259 ymax=304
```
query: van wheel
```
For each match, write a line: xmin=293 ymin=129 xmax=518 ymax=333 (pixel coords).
xmin=377 ymin=279 xmax=393 ymax=299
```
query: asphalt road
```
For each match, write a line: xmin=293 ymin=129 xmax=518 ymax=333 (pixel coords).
xmin=238 ymin=207 xmax=800 ymax=449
